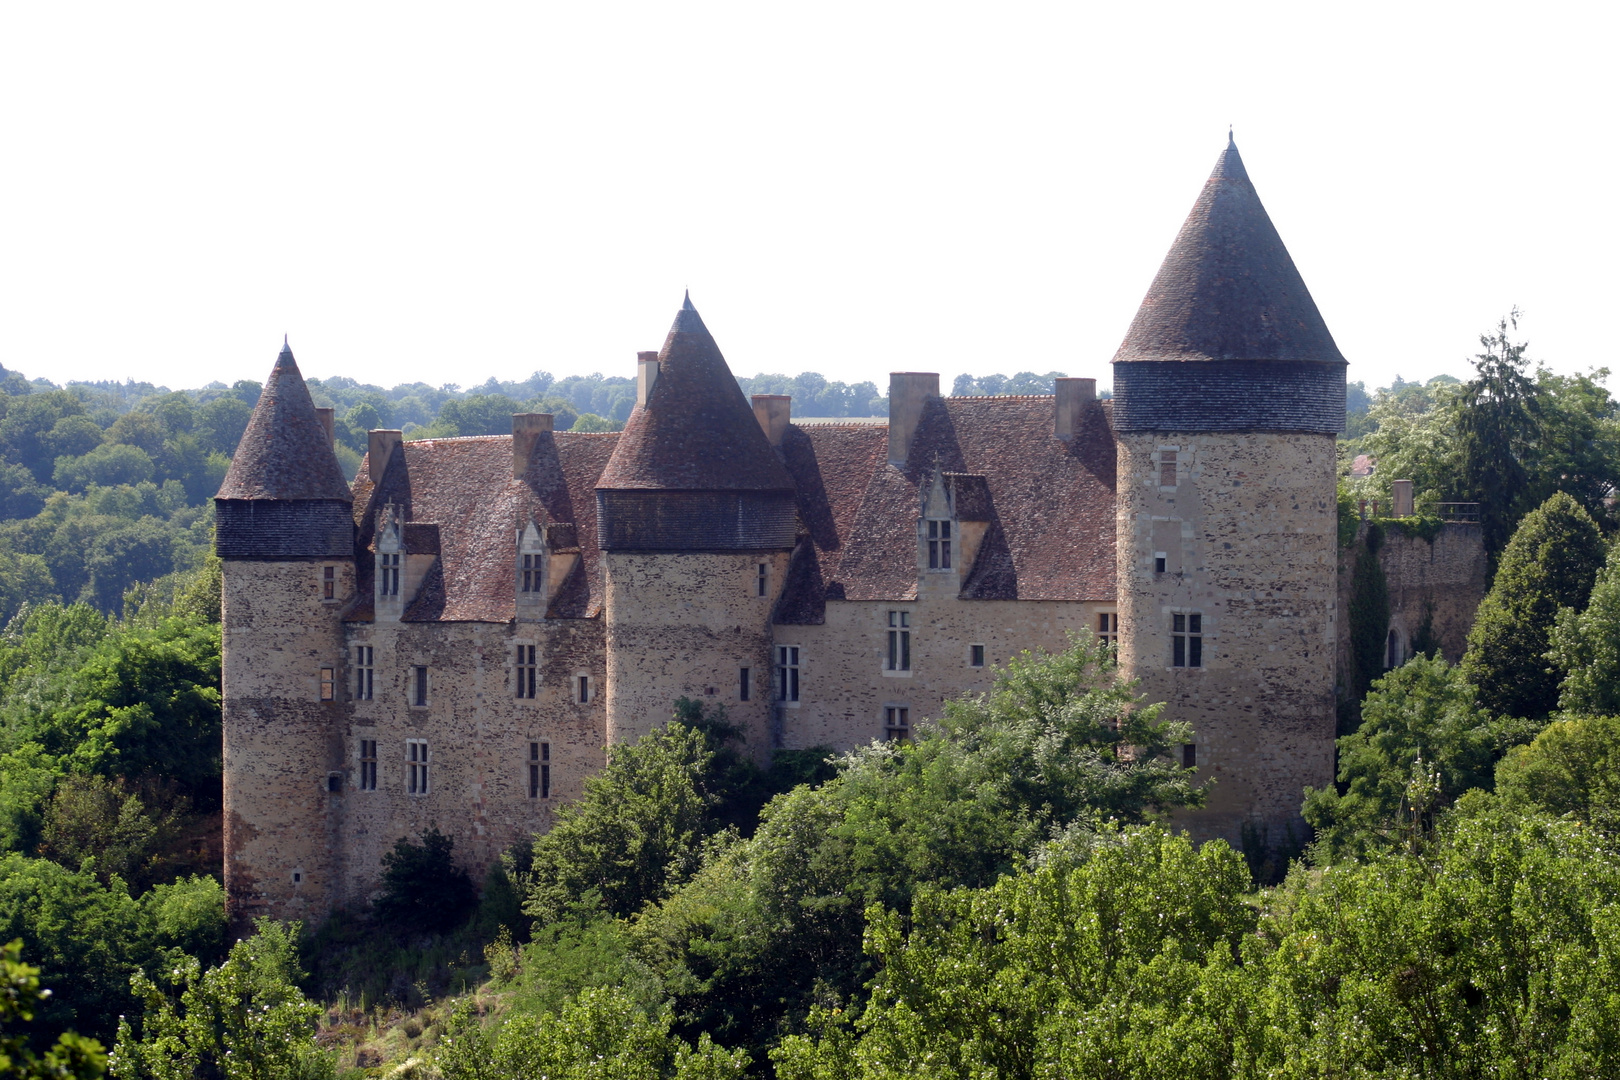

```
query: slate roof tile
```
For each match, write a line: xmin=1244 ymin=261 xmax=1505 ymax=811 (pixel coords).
xmin=216 ymin=343 xmax=353 ymax=502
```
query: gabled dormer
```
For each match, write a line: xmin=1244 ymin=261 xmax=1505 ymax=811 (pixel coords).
xmin=917 ymin=469 xmax=995 ymax=597
xmin=516 ymin=516 xmax=581 ymax=621
xmin=374 ymin=504 xmax=405 ymax=621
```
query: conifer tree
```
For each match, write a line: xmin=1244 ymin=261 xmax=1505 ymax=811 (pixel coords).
xmin=1549 ymin=539 xmax=1620 ymax=717
xmin=1460 ymin=492 xmax=1606 ymax=720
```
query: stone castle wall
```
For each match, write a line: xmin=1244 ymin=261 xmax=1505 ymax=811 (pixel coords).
xmin=1115 ymin=431 xmax=1339 ymax=847
xmin=1335 ymin=521 xmax=1488 ymax=679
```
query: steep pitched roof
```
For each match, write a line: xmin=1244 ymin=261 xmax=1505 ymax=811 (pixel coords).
xmin=775 ymin=396 xmax=1117 ymax=616
xmin=1112 ymin=138 xmax=1346 ymax=366
xmin=347 ymin=431 xmax=619 ymax=622
xmin=596 ymin=296 xmax=795 ymax=492
xmin=216 ymin=341 xmax=353 ymax=501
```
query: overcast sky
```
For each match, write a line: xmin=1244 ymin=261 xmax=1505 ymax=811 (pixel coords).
xmin=2 ymin=2 xmax=1614 ymax=399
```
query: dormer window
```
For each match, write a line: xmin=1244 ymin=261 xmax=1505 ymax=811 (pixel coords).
xmin=927 ymin=521 xmax=952 ymax=569
xmin=379 ymin=553 xmax=400 ymax=596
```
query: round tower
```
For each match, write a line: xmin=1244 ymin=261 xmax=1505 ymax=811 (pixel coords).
xmin=1111 ymin=138 xmax=1347 ymax=848
xmin=215 ymin=340 xmax=355 ymax=925
xmin=594 ymin=295 xmax=797 ymax=757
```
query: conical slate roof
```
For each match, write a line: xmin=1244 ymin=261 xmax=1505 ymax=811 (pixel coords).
xmin=597 ymin=296 xmax=794 ymax=492
xmin=216 ymin=340 xmax=353 ymax=501
xmin=1112 ymin=138 xmax=1345 ymax=365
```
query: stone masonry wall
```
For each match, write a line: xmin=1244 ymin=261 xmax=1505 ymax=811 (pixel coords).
xmin=1115 ymin=431 xmax=1339 ymax=848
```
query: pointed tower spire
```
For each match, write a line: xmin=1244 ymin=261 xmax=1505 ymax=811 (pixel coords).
xmin=217 ymin=341 xmax=353 ymax=501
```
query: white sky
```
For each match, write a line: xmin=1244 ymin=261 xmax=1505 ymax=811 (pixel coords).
xmin=2 ymin=1 xmax=1614 ymax=399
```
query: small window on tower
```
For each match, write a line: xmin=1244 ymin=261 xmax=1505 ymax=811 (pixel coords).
xmin=757 ymin=562 xmax=768 ymax=597
xmin=359 ymin=740 xmax=377 ymax=791
xmin=884 ymin=706 xmax=910 ymax=741
xmin=1171 ymin=612 xmax=1203 ymax=669
xmin=1154 ymin=552 xmax=1167 ymax=574
xmin=516 ymin=644 xmax=538 ymax=699
xmin=319 ymin=668 xmax=335 ymax=701
xmin=379 ymin=553 xmax=401 ymax=596
xmin=739 ymin=667 xmax=751 ymax=701
xmin=322 ymin=565 xmax=336 ymax=600
xmin=406 ymin=739 xmax=430 ymax=795
xmin=776 ymin=647 xmax=800 ymax=702
xmin=927 ymin=520 xmax=952 ymax=569
xmin=521 ymin=553 xmax=540 ymax=594
xmin=970 ymin=644 xmax=985 ymax=668
xmin=529 ymin=741 xmax=551 ymax=799
xmin=1182 ymin=743 xmax=1198 ymax=769
xmin=577 ymin=675 xmax=590 ymax=704
xmin=412 ymin=665 xmax=429 ymax=707
xmin=355 ymin=646 xmax=374 ymax=700
xmin=1097 ymin=613 xmax=1119 ymax=647
xmin=1159 ymin=450 xmax=1178 ymax=488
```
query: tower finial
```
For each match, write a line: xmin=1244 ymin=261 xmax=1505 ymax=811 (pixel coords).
xmin=683 ymin=289 xmax=694 ymax=311
xmin=1228 ymin=124 xmax=1234 ymax=146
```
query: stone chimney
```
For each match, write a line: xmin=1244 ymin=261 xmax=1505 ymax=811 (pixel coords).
xmin=1054 ymin=378 xmax=1095 ymax=441
xmin=367 ymin=429 xmax=403 ymax=483
xmin=512 ymin=413 xmax=554 ymax=478
xmin=1391 ymin=479 xmax=1414 ymax=518
xmin=752 ymin=395 xmax=791 ymax=447
xmin=888 ymin=372 xmax=939 ymax=466
xmin=636 ymin=351 xmax=660 ymax=408
xmin=314 ymin=407 xmax=335 ymax=446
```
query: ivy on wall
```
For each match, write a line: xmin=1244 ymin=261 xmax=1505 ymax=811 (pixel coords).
xmin=1344 ymin=523 xmax=1391 ymax=735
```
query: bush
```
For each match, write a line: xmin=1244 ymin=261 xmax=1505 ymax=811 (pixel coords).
xmin=375 ymin=827 xmax=477 ymax=935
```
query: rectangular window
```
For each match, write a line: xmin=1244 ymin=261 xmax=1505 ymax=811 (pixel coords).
xmin=407 ymin=739 xmax=429 ymax=794
xmin=412 ymin=665 xmax=429 ymax=707
xmin=739 ymin=667 xmax=751 ymax=702
xmin=521 ymin=553 xmax=540 ymax=594
xmin=516 ymin=644 xmax=537 ymax=699
xmin=776 ymin=646 xmax=799 ymax=702
xmin=1159 ymin=450 xmax=1178 ymax=487
xmin=927 ymin=520 xmax=952 ymax=569
xmin=355 ymin=646 xmax=374 ymax=700
xmin=887 ymin=611 xmax=911 ymax=671
xmin=319 ymin=667 xmax=335 ymax=701
xmin=1182 ymin=743 xmax=1197 ymax=769
xmin=1171 ymin=612 xmax=1203 ymax=668
xmin=529 ymin=741 xmax=551 ymax=799
xmin=577 ymin=675 xmax=590 ymax=704
xmin=1097 ymin=613 xmax=1119 ymax=647
xmin=322 ymin=565 xmax=336 ymax=600
xmin=884 ymin=706 xmax=910 ymax=741
xmin=380 ymin=553 xmax=401 ymax=596
xmin=757 ymin=562 xmax=768 ymax=597
xmin=970 ymin=643 xmax=985 ymax=668
xmin=1154 ymin=553 xmax=1167 ymax=574
xmin=359 ymin=739 xmax=377 ymax=791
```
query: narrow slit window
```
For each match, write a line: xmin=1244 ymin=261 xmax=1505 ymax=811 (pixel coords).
xmin=322 ymin=565 xmax=336 ymax=600
xmin=884 ymin=706 xmax=910 ymax=741
xmin=521 ymin=553 xmax=540 ymax=593
xmin=355 ymin=646 xmax=374 ymax=700
xmin=406 ymin=739 xmax=430 ymax=795
xmin=927 ymin=520 xmax=952 ymax=569
xmin=379 ymin=553 xmax=401 ymax=596
xmin=1182 ymin=743 xmax=1197 ymax=769
xmin=1171 ymin=612 xmax=1203 ymax=669
xmin=756 ymin=562 xmax=768 ymax=597
xmin=776 ymin=647 xmax=799 ymax=702
xmin=412 ymin=665 xmax=429 ymax=707
xmin=1097 ymin=613 xmax=1119 ymax=647
xmin=1159 ymin=450 xmax=1178 ymax=487
xmin=970 ymin=644 xmax=985 ymax=668
xmin=319 ymin=667 xmax=335 ymax=701
xmin=577 ymin=675 xmax=590 ymax=704
xmin=359 ymin=739 xmax=377 ymax=791
xmin=887 ymin=611 xmax=911 ymax=671
xmin=529 ymin=741 xmax=551 ymax=799
xmin=516 ymin=644 xmax=538 ymax=699
xmin=739 ymin=667 xmax=751 ymax=701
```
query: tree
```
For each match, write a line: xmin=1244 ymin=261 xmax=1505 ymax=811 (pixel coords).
xmin=1495 ymin=714 xmax=1620 ymax=835
xmin=0 ymin=939 xmax=105 ymax=1080
xmin=1549 ymin=539 xmax=1620 ymax=717
xmin=374 ymin=827 xmax=477 ymax=935
xmin=1460 ymin=492 xmax=1606 ymax=720
xmin=1451 ymin=311 xmax=1543 ymax=555
xmin=110 ymin=920 xmax=333 ymax=1080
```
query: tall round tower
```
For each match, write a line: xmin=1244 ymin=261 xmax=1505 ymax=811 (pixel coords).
xmin=1112 ymin=138 xmax=1347 ymax=847
xmin=215 ymin=341 xmax=355 ymax=924
xmin=595 ymin=296 xmax=797 ymax=756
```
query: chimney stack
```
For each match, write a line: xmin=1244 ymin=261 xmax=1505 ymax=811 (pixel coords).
xmin=314 ymin=407 xmax=336 ymax=446
xmin=887 ymin=372 xmax=939 ymax=466
xmin=512 ymin=413 xmax=554 ymax=478
xmin=1391 ymin=479 xmax=1414 ymax=518
xmin=636 ymin=351 xmax=660 ymax=408
xmin=367 ymin=429 xmax=403 ymax=483
xmin=1054 ymin=378 xmax=1095 ymax=441
xmin=752 ymin=394 xmax=791 ymax=447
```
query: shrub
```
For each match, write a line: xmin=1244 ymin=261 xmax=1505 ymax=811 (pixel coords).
xmin=375 ymin=827 xmax=477 ymax=935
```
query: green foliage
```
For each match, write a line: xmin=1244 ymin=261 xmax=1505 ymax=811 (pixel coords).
xmin=36 ymin=776 xmax=181 ymax=892
xmin=0 ymin=939 xmax=106 ymax=1080
xmin=1343 ymin=525 xmax=1390 ymax=720
xmin=1496 ymin=714 xmax=1620 ymax=836
xmin=435 ymin=986 xmax=748 ymax=1080
xmin=1305 ymin=655 xmax=1494 ymax=860
xmin=738 ymin=372 xmax=884 ymax=417
xmin=110 ymin=919 xmax=333 ymax=1080
xmin=948 ymin=371 xmax=1069 ymax=398
xmin=1550 ymin=538 xmax=1620 ymax=717
xmin=1335 ymin=480 xmax=1359 ymax=548
xmin=1461 ymin=491 xmax=1606 ymax=721
xmin=375 ymin=827 xmax=478 ymax=936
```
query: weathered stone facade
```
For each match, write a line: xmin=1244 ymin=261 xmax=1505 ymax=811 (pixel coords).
xmin=217 ymin=140 xmax=1488 ymax=925
xmin=1335 ymin=521 xmax=1489 ymax=677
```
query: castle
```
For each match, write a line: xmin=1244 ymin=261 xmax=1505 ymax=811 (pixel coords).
xmin=216 ymin=139 xmax=1483 ymax=924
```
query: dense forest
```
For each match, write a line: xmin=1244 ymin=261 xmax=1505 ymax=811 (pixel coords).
xmin=2 ymin=321 xmax=1619 ymax=1078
